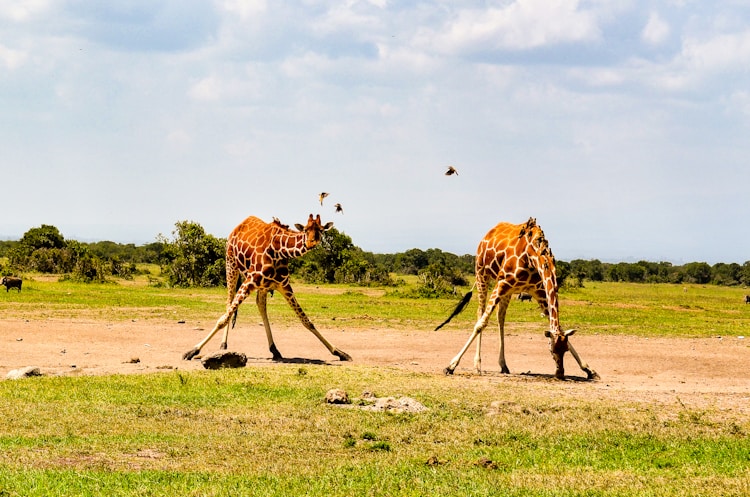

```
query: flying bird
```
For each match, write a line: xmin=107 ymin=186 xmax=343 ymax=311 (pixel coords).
xmin=319 ymin=192 xmax=329 ymax=205
xmin=445 ymin=165 xmax=458 ymax=176
xmin=334 ymin=203 xmax=343 ymax=214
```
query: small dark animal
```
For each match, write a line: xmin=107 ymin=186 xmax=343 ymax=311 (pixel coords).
xmin=517 ymin=292 xmax=532 ymax=302
xmin=745 ymin=295 xmax=750 ymax=304
xmin=1 ymin=276 xmax=22 ymax=292
xmin=334 ymin=203 xmax=343 ymax=214
xmin=445 ymin=165 xmax=458 ymax=176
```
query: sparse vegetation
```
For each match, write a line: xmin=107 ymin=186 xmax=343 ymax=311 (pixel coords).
xmin=0 ymin=366 xmax=747 ymax=496
xmin=1 ymin=268 xmax=750 ymax=495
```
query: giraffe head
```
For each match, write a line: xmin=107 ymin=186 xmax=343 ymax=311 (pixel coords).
xmin=545 ymin=329 xmax=576 ymax=379
xmin=294 ymin=214 xmax=333 ymax=249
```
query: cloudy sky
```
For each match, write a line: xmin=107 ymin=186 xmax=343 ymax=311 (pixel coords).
xmin=1 ymin=1 xmax=749 ymax=264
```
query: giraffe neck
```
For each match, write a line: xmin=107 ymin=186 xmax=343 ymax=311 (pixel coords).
xmin=535 ymin=254 xmax=561 ymax=332
xmin=272 ymin=230 xmax=311 ymax=260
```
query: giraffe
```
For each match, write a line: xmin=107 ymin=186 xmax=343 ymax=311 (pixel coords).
xmin=182 ymin=214 xmax=352 ymax=362
xmin=441 ymin=218 xmax=598 ymax=380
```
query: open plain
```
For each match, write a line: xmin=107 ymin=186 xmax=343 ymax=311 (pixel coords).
xmin=3 ymin=317 xmax=748 ymax=416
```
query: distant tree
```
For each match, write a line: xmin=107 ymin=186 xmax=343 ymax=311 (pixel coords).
xmin=741 ymin=261 xmax=750 ymax=286
xmin=711 ymin=262 xmax=741 ymax=286
xmin=555 ymin=260 xmax=570 ymax=287
xmin=159 ymin=221 xmax=226 ymax=287
xmin=8 ymin=224 xmax=72 ymax=273
xmin=683 ymin=262 xmax=712 ymax=284
xmin=394 ymin=248 xmax=430 ymax=275
xmin=20 ymin=224 xmax=66 ymax=250
xmin=290 ymin=228 xmax=395 ymax=285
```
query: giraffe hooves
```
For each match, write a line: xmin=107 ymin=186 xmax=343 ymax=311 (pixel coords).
xmin=269 ymin=343 xmax=283 ymax=361
xmin=219 ymin=343 xmax=228 ymax=351
xmin=586 ymin=370 xmax=600 ymax=381
xmin=333 ymin=349 xmax=352 ymax=361
xmin=500 ymin=366 xmax=510 ymax=374
xmin=443 ymin=366 xmax=455 ymax=375
xmin=182 ymin=348 xmax=200 ymax=361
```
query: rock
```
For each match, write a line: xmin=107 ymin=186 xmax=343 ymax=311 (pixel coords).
xmin=475 ymin=457 xmax=498 ymax=469
xmin=325 ymin=388 xmax=350 ymax=404
xmin=372 ymin=396 xmax=427 ymax=413
xmin=6 ymin=366 xmax=42 ymax=380
xmin=200 ymin=351 xmax=247 ymax=370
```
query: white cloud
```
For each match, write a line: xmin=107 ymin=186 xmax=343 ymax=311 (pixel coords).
xmin=0 ymin=44 xmax=26 ymax=69
xmin=188 ymin=76 xmax=222 ymax=101
xmin=724 ymin=90 xmax=750 ymax=118
xmin=0 ymin=0 xmax=51 ymax=22
xmin=418 ymin=0 xmax=600 ymax=54
xmin=218 ymin=0 xmax=267 ymax=20
xmin=681 ymin=30 xmax=750 ymax=71
xmin=166 ymin=129 xmax=192 ymax=150
xmin=642 ymin=11 xmax=670 ymax=46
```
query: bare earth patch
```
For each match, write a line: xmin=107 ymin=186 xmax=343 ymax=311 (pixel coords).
xmin=1 ymin=318 xmax=748 ymax=415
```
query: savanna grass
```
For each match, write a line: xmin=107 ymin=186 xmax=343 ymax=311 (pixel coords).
xmin=0 ymin=366 xmax=748 ymax=496
xmin=1 ymin=276 xmax=750 ymax=495
xmin=3 ymin=276 xmax=749 ymax=338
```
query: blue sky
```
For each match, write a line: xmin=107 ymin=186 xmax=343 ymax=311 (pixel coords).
xmin=1 ymin=1 xmax=749 ymax=264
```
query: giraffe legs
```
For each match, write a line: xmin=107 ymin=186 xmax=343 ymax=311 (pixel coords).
xmin=496 ymin=295 xmax=512 ymax=374
xmin=256 ymin=289 xmax=282 ymax=360
xmin=182 ymin=279 xmax=254 ymax=360
xmin=471 ymin=274 xmax=489 ymax=373
xmin=470 ymin=294 xmax=511 ymax=374
xmin=567 ymin=341 xmax=600 ymax=380
xmin=279 ymin=284 xmax=352 ymax=361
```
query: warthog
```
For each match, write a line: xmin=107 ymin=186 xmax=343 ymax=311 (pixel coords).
xmin=517 ymin=292 xmax=533 ymax=302
xmin=1 ymin=276 xmax=22 ymax=292
xmin=745 ymin=295 xmax=750 ymax=304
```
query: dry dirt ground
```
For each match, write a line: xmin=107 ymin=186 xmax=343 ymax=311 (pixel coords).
xmin=2 ymin=318 xmax=749 ymax=414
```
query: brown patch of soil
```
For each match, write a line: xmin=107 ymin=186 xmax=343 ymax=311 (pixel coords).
xmin=2 ymin=318 xmax=748 ymax=414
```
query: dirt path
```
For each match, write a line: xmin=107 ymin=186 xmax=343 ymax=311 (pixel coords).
xmin=2 ymin=318 xmax=748 ymax=413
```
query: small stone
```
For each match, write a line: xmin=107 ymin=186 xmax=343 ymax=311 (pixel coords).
xmin=474 ymin=457 xmax=498 ymax=469
xmin=325 ymin=388 xmax=350 ymax=404
xmin=6 ymin=366 xmax=42 ymax=380
xmin=200 ymin=351 xmax=247 ymax=369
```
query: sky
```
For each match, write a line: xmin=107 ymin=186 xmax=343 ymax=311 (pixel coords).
xmin=1 ymin=1 xmax=749 ymax=264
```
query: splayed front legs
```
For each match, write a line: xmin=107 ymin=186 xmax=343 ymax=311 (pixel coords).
xmin=182 ymin=281 xmax=351 ymax=362
xmin=568 ymin=341 xmax=599 ymax=380
xmin=279 ymin=285 xmax=352 ymax=361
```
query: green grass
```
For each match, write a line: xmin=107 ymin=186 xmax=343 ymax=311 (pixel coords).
xmin=0 ymin=366 xmax=748 ymax=496
xmin=559 ymin=282 xmax=750 ymax=337
xmin=1 ymin=277 xmax=749 ymax=495
xmin=3 ymin=276 xmax=749 ymax=338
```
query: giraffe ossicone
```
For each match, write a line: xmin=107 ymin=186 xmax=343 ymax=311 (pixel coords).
xmin=439 ymin=217 xmax=598 ymax=380
xmin=182 ymin=214 xmax=351 ymax=362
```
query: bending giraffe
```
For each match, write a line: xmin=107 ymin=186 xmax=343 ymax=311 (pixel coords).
xmin=438 ymin=218 xmax=598 ymax=380
xmin=183 ymin=214 xmax=352 ymax=362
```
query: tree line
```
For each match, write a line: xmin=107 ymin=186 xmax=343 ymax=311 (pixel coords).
xmin=2 ymin=223 xmax=749 ymax=291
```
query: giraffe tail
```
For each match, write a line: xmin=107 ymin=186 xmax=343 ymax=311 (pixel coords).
xmin=434 ymin=288 xmax=474 ymax=331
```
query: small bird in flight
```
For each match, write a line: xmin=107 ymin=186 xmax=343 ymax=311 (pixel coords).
xmin=319 ymin=192 xmax=329 ymax=205
xmin=334 ymin=203 xmax=343 ymax=214
xmin=445 ymin=165 xmax=458 ymax=176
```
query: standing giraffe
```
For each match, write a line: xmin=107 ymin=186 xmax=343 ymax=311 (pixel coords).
xmin=440 ymin=218 xmax=598 ymax=380
xmin=182 ymin=214 xmax=352 ymax=362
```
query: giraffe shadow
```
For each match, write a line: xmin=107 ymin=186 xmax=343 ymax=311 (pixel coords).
xmin=518 ymin=371 xmax=594 ymax=382
xmin=244 ymin=356 xmax=329 ymax=366
xmin=275 ymin=357 xmax=329 ymax=365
